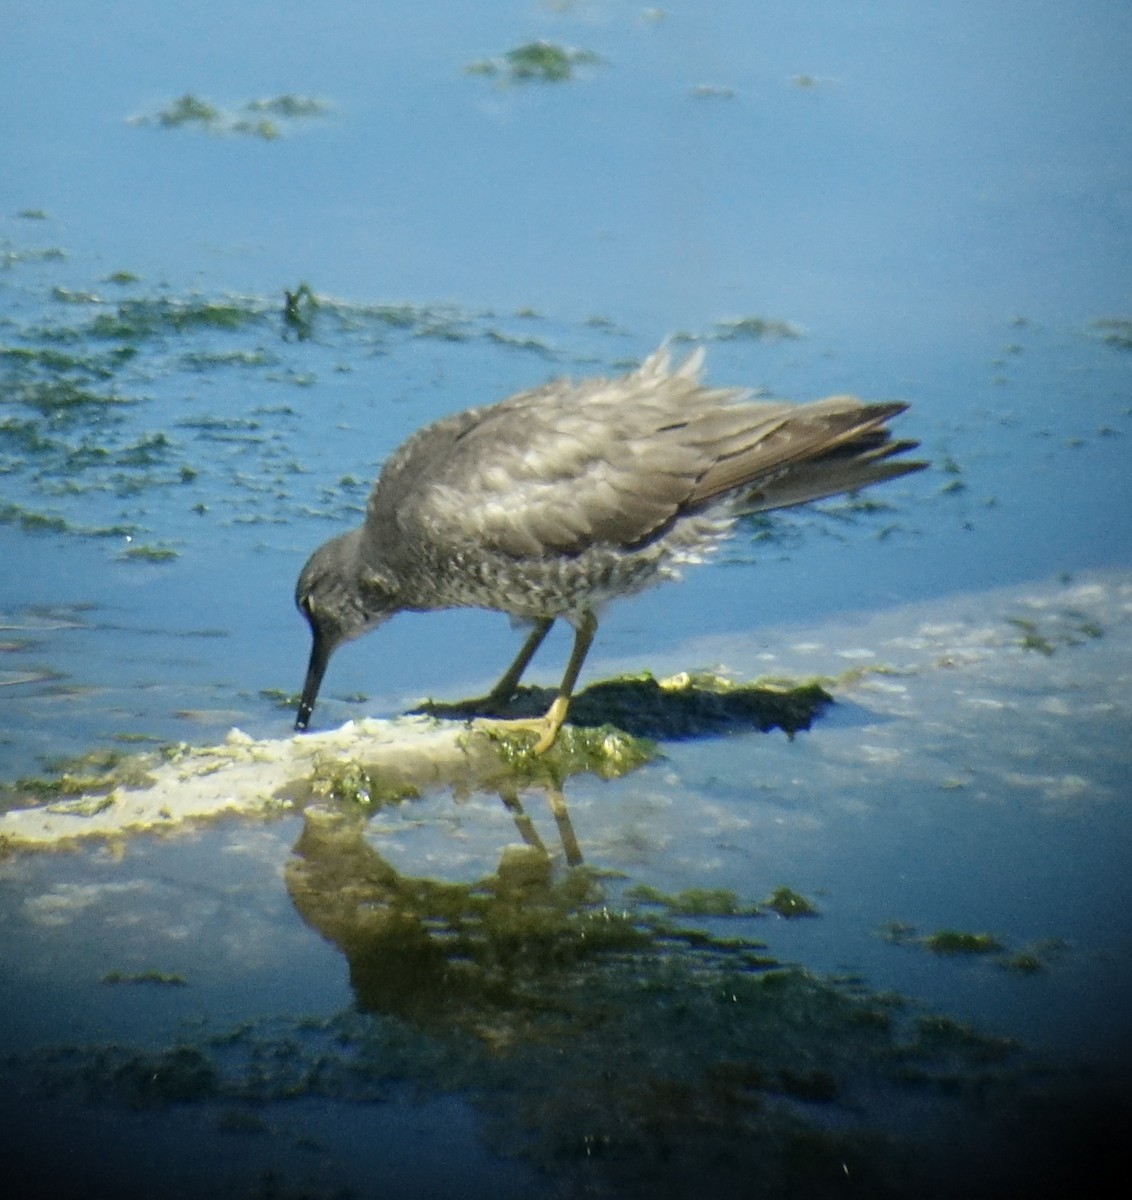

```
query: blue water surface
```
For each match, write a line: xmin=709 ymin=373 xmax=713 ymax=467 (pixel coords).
xmin=2 ymin=2 xmax=1131 ymax=1196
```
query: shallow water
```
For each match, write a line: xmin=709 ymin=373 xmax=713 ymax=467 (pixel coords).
xmin=3 ymin=2 xmax=1131 ymax=1196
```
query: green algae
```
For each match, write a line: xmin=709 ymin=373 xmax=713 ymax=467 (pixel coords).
xmin=880 ymin=923 xmax=1063 ymax=974
xmin=14 ymin=949 xmax=1027 ymax=1193
xmin=181 ymin=348 xmax=275 ymax=370
xmin=878 ymin=920 xmax=919 ymax=947
xmin=8 ymin=377 xmax=133 ymax=420
xmin=908 ymin=1014 xmax=1016 ymax=1063
xmin=1059 ymin=609 xmax=1104 ymax=639
xmin=0 ymin=279 xmax=928 ymax=565
xmin=415 ymin=318 xmax=475 ymax=343
xmin=468 ymin=41 xmax=602 ymax=83
xmin=1 ymin=344 xmax=134 ymax=379
xmin=0 ymin=503 xmax=69 ymax=534
xmin=156 ymin=93 xmax=221 ymax=129
xmin=625 ymin=884 xmax=762 ymax=918
xmin=308 ymin=759 xmax=422 ymax=810
xmin=475 ymin=721 xmax=656 ymax=784
xmin=112 ymin=1045 xmax=221 ymax=1104
xmin=1089 ymin=317 xmax=1132 ymax=350
xmin=51 ymin=286 xmax=102 ymax=304
xmin=1007 ymin=616 xmax=1055 ymax=656
xmin=995 ymin=939 xmax=1066 ymax=975
xmin=997 ymin=950 xmax=1043 ymax=975
xmin=2 ymin=746 xmax=156 ymax=806
xmin=1005 ymin=610 xmax=1105 ymax=655
xmin=89 ymin=296 xmax=264 ymax=338
xmin=286 ymin=814 xmax=654 ymax=1018
xmin=428 ymin=671 xmax=832 ymax=744
xmin=0 ymin=278 xmax=310 ymax=549
xmin=0 ymin=244 xmax=66 ymax=267
xmin=690 ymin=83 xmax=736 ymax=100
xmin=484 ymin=328 xmax=554 ymax=354
xmin=44 ymin=794 xmax=115 ymax=817
xmin=102 ymin=970 xmax=187 ymax=987
xmin=245 ymin=94 xmax=331 ymax=119
xmin=117 ymin=543 xmax=178 ymax=562
xmin=764 ymin=886 xmax=820 ymax=918
xmin=645 ymin=922 xmax=773 ymax=958
xmin=712 ymin=315 xmax=803 ymax=342
xmin=140 ymin=93 xmax=331 ymax=138
xmin=5 ymin=803 xmax=1081 ymax=1198
xmin=230 ymin=118 xmax=280 ymax=140
xmin=922 ymin=930 xmax=1004 ymax=956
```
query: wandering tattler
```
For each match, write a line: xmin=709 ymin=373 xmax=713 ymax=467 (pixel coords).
xmin=294 ymin=346 xmax=925 ymax=751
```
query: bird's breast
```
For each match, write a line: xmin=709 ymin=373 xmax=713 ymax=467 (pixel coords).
xmin=390 ymin=508 xmax=736 ymax=619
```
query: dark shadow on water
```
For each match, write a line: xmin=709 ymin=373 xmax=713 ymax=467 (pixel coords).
xmin=416 ymin=672 xmax=833 ymax=741
xmin=4 ymin=799 xmax=1129 ymax=1199
xmin=811 ymin=697 xmax=896 ymax=728
xmin=278 ymin=806 xmax=1132 ymax=1199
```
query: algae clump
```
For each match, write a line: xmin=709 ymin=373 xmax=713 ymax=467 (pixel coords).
xmin=308 ymin=759 xmax=422 ymax=810
xmin=468 ymin=41 xmax=602 ymax=84
xmin=923 ymin=930 xmax=1003 ymax=956
xmin=765 ymin=887 xmax=820 ymax=918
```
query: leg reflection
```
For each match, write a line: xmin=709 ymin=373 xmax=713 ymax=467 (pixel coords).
xmin=497 ymin=782 xmax=583 ymax=867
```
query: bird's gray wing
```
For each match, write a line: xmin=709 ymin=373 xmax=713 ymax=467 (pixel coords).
xmin=372 ymin=348 xmax=770 ymax=558
xmin=366 ymin=347 xmax=920 ymax=561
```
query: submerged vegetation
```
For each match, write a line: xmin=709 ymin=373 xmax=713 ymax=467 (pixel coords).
xmin=134 ymin=93 xmax=333 ymax=139
xmin=3 ymin=803 xmax=1089 ymax=1198
xmin=2 ymin=272 xmax=647 ymax=552
xmin=474 ymin=720 xmax=656 ymax=783
xmin=116 ymin=542 xmax=178 ymax=562
xmin=626 ymin=883 xmax=764 ymax=918
xmin=878 ymin=922 xmax=1065 ymax=975
xmin=467 ymin=41 xmax=603 ymax=83
xmin=101 ymin=969 xmax=187 ymax=987
xmin=308 ymin=758 xmax=423 ymax=810
xmin=765 ymin=886 xmax=821 ymax=918
xmin=0 ymin=243 xmax=939 ymax=580
xmin=1005 ymin=609 xmax=1104 ymax=655
xmin=422 ymin=671 xmax=832 ymax=743
xmin=711 ymin=315 xmax=804 ymax=341
xmin=1 ymin=745 xmax=158 ymax=808
xmin=922 ymin=929 xmax=1003 ymax=956
xmin=1089 ymin=316 xmax=1132 ymax=350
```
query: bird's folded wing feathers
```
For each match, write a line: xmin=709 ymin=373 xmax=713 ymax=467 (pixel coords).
xmin=368 ymin=350 xmax=920 ymax=560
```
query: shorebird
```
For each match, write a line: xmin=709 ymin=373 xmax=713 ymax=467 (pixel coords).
xmin=294 ymin=345 xmax=925 ymax=751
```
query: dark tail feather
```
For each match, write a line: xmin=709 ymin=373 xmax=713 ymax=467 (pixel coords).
xmin=738 ymin=433 xmax=927 ymax=515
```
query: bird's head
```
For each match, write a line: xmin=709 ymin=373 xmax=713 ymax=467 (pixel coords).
xmin=293 ymin=529 xmax=397 ymax=731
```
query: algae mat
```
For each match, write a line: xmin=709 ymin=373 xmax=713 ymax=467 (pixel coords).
xmin=2 ymin=568 xmax=1128 ymax=851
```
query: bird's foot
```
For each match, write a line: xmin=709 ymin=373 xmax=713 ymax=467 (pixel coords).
xmin=473 ymin=695 xmax=570 ymax=755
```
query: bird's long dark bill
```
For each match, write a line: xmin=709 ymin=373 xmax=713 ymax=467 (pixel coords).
xmin=295 ymin=630 xmax=333 ymax=732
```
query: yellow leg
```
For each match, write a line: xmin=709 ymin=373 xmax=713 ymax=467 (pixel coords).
xmin=530 ymin=695 xmax=571 ymax=755
xmin=531 ymin=610 xmax=596 ymax=753
xmin=421 ymin=618 xmax=554 ymax=720
xmin=476 ymin=610 xmax=597 ymax=754
xmin=547 ymin=785 xmax=583 ymax=866
xmin=484 ymin=617 xmax=554 ymax=706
